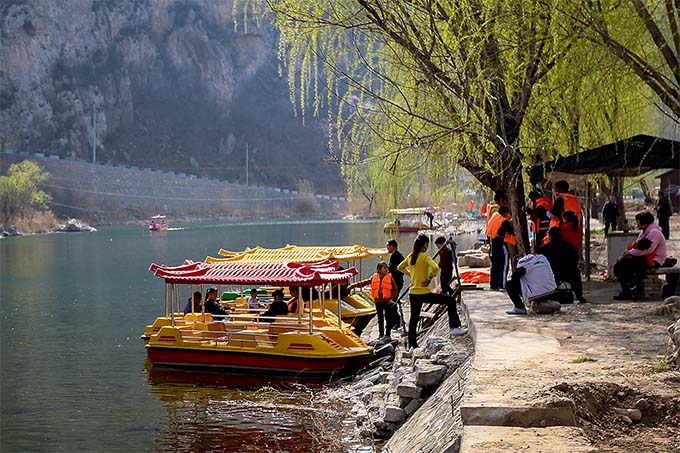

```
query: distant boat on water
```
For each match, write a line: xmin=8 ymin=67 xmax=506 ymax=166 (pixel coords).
xmin=148 ymin=214 xmax=168 ymax=231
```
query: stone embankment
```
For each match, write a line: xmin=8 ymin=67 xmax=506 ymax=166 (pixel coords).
xmin=333 ymin=282 xmax=679 ymax=452
xmin=1 ymin=152 xmax=347 ymax=223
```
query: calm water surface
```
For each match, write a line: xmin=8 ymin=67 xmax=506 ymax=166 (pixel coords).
xmin=0 ymin=220 xmax=476 ymax=452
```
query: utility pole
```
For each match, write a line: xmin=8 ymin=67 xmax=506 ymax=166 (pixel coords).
xmin=92 ymin=107 xmax=97 ymax=163
xmin=245 ymin=143 xmax=249 ymax=185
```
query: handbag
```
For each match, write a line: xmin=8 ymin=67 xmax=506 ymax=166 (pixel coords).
xmin=552 ymin=282 xmax=575 ymax=304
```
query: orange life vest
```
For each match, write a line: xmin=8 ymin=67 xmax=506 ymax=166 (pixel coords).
xmin=287 ymin=298 xmax=298 ymax=314
xmin=542 ymin=217 xmax=563 ymax=244
xmin=486 ymin=203 xmax=499 ymax=222
xmin=485 ymin=211 xmax=507 ymax=238
xmin=557 ymin=193 xmax=582 ymax=221
xmin=504 ymin=233 xmax=516 ymax=246
xmin=371 ymin=273 xmax=394 ymax=303
xmin=534 ymin=197 xmax=553 ymax=211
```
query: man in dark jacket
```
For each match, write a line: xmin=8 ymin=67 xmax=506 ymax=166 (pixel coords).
xmin=656 ymin=191 xmax=672 ymax=240
xmin=262 ymin=289 xmax=289 ymax=321
xmin=204 ymin=288 xmax=229 ymax=316
xmin=386 ymin=239 xmax=405 ymax=293
xmin=539 ymin=227 xmax=586 ymax=303
xmin=602 ymin=195 xmax=619 ymax=236
xmin=435 ymin=236 xmax=454 ymax=295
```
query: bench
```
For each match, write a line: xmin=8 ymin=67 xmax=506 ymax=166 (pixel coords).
xmin=643 ymin=266 xmax=680 ymax=300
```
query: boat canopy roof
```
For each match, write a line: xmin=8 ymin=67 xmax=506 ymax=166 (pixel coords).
xmin=207 ymin=244 xmax=387 ymax=264
xmin=389 ymin=207 xmax=437 ymax=215
xmin=149 ymin=259 xmax=358 ymax=286
xmin=150 ymin=214 xmax=166 ymax=219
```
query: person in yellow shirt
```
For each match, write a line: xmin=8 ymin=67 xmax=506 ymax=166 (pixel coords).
xmin=398 ymin=234 xmax=466 ymax=349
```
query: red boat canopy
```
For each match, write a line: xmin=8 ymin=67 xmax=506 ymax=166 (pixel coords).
xmin=149 ymin=259 xmax=358 ymax=287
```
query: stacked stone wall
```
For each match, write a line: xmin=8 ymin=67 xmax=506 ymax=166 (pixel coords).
xmin=1 ymin=152 xmax=347 ymax=223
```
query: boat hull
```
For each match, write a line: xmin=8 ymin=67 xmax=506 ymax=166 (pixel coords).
xmin=146 ymin=346 xmax=370 ymax=378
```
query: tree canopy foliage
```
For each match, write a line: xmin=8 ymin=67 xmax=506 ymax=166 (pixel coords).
xmin=566 ymin=0 xmax=680 ymax=121
xmin=253 ymin=0 xmax=678 ymax=252
xmin=0 ymin=161 xmax=52 ymax=228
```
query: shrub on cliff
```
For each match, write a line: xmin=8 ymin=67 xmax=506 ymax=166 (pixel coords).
xmin=0 ymin=160 xmax=52 ymax=228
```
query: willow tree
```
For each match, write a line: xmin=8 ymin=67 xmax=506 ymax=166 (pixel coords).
xmin=261 ymin=0 xmax=576 ymax=253
xmin=565 ymin=0 xmax=680 ymax=122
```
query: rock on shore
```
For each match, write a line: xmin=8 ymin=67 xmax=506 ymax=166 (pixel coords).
xmin=54 ymin=219 xmax=97 ymax=232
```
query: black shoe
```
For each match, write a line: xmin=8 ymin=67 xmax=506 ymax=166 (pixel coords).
xmin=578 ymin=298 xmax=589 ymax=304
xmin=613 ymin=291 xmax=633 ymax=301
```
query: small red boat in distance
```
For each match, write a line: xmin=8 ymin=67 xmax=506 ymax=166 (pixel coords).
xmin=149 ymin=214 xmax=168 ymax=231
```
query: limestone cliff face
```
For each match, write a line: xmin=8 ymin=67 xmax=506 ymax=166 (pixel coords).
xmin=0 ymin=0 xmax=343 ymax=193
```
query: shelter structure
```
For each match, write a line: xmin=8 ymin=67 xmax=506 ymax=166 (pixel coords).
xmin=530 ymin=134 xmax=680 ymax=279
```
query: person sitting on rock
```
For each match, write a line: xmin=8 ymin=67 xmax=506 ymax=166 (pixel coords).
xmin=505 ymin=254 xmax=557 ymax=315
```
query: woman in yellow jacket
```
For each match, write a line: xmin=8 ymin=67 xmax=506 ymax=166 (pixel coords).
xmin=398 ymin=234 xmax=467 ymax=349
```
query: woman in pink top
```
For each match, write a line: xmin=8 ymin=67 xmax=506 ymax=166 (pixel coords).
xmin=613 ymin=211 xmax=667 ymax=300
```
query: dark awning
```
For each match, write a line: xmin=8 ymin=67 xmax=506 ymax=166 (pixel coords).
xmin=540 ymin=134 xmax=680 ymax=177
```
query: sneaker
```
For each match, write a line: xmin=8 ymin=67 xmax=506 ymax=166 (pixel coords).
xmin=613 ymin=291 xmax=633 ymax=301
xmin=505 ymin=308 xmax=528 ymax=315
xmin=449 ymin=327 xmax=467 ymax=336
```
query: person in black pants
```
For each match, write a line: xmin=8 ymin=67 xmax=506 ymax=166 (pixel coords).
xmin=397 ymin=234 xmax=466 ymax=349
xmin=613 ymin=211 xmax=666 ymax=300
xmin=386 ymin=239 xmax=405 ymax=293
xmin=489 ymin=225 xmax=509 ymax=290
xmin=656 ymin=191 xmax=672 ymax=240
xmin=539 ymin=227 xmax=586 ymax=303
xmin=602 ymin=195 xmax=619 ymax=236
xmin=434 ymin=236 xmax=454 ymax=295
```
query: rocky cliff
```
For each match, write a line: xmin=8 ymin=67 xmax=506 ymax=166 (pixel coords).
xmin=0 ymin=0 xmax=344 ymax=194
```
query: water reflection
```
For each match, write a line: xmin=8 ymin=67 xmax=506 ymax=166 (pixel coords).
xmin=147 ymin=365 xmax=345 ymax=452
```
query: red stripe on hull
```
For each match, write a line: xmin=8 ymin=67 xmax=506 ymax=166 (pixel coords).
xmin=147 ymin=347 xmax=369 ymax=378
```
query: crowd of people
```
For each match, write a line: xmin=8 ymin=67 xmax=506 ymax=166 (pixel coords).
xmin=178 ymin=184 xmax=672 ymax=351
xmin=489 ymin=181 xmax=671 ymax=312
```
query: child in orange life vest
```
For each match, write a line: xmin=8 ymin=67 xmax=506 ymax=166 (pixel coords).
xmin=349 ymin=261 xmax=399 ymax=339
xmin=627 ymin=238 xmax=656 ymax=268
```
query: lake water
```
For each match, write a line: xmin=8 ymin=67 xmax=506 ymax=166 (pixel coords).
xmin=0 ymin=220 xmax=477 ymax=452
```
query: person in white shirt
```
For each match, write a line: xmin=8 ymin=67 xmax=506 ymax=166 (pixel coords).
xmin=505 ymin=254 xmax=557 ymax=315
xmin=247 ymin=288 xmax=262 ymax=312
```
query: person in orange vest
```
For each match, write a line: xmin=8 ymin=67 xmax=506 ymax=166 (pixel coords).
xmin=526 ymin=190 xmax=553 ymax=250
xmin=467 ymin=199 xmax=475 ymax=216
xmin=487 ymin=206 xmax=511 ymax=289
xmin=349 ymin=261 xmax=399 ymax=339
xmin=486 ymin=191 xmax=508 ymax=223
xmin=553 ymin=180 xmax=582 ymax=223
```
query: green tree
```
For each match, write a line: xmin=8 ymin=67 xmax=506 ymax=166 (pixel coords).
xmin=263 ymin=0 xmax=579 ymax=253
xmin=566 ymin=0 xmax=680 ymax=121
xmin=0 ymin=161 xmax=52 ymax=227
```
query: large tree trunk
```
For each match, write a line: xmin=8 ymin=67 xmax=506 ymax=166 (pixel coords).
xmin=462 ymin=148 xmax=530 ymax=255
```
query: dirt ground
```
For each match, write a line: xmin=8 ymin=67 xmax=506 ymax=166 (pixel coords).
xmin=481 ymin=213 xmax=680 ymax=452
